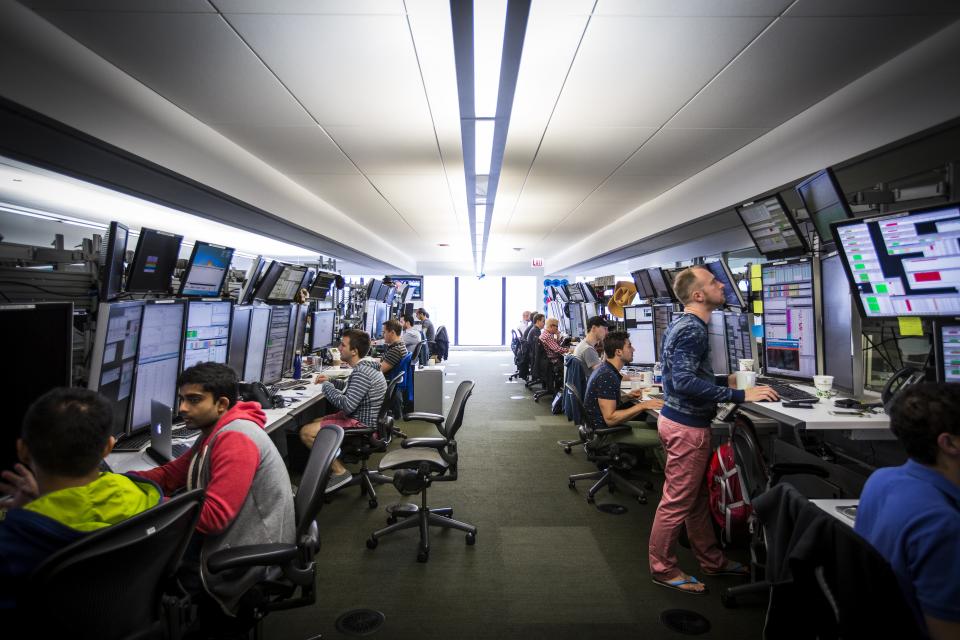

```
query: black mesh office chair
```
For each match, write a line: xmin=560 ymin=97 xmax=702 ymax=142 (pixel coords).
xmin=22 ymin=488 xmax=205 ymax=639
xmin=720 ymin=411 xmax=829 ymax=608
xmin=566 ymin=383 xmax=656 ymax=505
xmin=532 ymin=341 xmax=561 ymax=402
xmin=206 ymin=425 xmax=344 ymax=638
xmin=558 ymin=362 xmax=588 ymax=453
xmin=366 ymin=380 xmax=477 ymax=562
xmin=329 ymin=374 xmax=405 ymax=508
xmin=509 ymin=329 xmax=525 ymax=381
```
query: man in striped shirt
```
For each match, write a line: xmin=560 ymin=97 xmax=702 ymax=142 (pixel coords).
xmin=300 ymin=329 xmax=387 ymax=491
xmin=540 ymin=317 xmax=568 ymax=364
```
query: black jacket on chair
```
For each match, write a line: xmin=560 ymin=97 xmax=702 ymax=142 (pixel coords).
xmin=754 ymin=484 xmax=922 ymax=640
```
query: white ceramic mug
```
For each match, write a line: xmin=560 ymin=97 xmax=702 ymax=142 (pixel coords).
xmin=813 ymin=375 xmax=835 ymax=398
xmin=738 ymin=358 xmax=755 ymax=372
xmin=736 ymin=370 xmax=757 ymax=390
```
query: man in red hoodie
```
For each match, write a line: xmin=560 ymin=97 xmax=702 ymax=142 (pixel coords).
xmin=132 ymin=362 xmax=295 ymax=628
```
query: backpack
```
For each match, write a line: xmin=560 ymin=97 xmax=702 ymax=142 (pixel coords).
xmin=706 ymin=440 xmax=752 ymax=545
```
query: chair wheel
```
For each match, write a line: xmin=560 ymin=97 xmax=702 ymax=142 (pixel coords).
xmin=366 ymin=536 xmax=378 ymax=550
xmin=417 ymin=549 xmax=429 ymax=563
xmin=466 ymin=532 xmax=476 ymax=545
xmin=638 ymin=495 xmax=648 ymax=505
xmin=563 ymin=446 xmax=571 ymax=454
xmin=568 ymin=480 xmax=576 ymax=490
xmin=721 ymin=591 xmax=737 ymax=608
xmin=386 ymin=515 xmax=397 ymax=525
xmin=368 ymin=499 xmax=378 ymax=509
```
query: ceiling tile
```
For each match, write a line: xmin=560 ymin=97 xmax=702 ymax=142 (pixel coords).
xmin=287 ymin=173 xmax=411 ymax=236
xmin=324 ymin=125 xmax=443 ymax=175
xmin=529 ymin=126 xmax=657 ymax=177
xmin=618 ymin=127 xmax=769 ymax=177
xmin=586 ymin=174 xmax=688 ymax=204
xmin=211 ymin=0 xmax=405 ymax=14
xmin=785 ymin=0 xmax=960 ymax=17
xmin=595 ymin=0 xmax=792 ymax=17
xmin=24 ymin=0 xmax=213 ymax=11
xmin=214 ymin=124 xmax=359 ymax=174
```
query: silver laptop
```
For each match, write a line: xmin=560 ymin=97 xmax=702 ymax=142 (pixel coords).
xmin=146 ymin=400 xmax=189 ymax=464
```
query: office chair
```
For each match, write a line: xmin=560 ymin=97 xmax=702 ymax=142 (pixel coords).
xmin=532 ymin=341 xmax=561 ymax=402
xmin=409 ymin=340 xmax=424 ymax=369
xmin=22 ymin=488 xmax=205 ymax=639
xmin=387 ymin=351 xmax=413 ymax=418
xmin=206 ymin=425 xmax=344 ymax=639
xmin=366 ymin=380 xmax=477 ymax=562
xmin=329 ymin=373 xmax=405 ymax=508
xmin=508 ymin=329 xmax=525 ymax=381
xmin=558 ymin=361 xmax=588 ymax=453
xmin=566 ymin=383 xmax=657 ymax=505
xmin=719 ymin=411 xmax=829 ymax=608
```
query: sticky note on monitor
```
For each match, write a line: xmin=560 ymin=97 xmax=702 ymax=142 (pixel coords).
xmin=897 ymin=316 xmax=923 ymax=337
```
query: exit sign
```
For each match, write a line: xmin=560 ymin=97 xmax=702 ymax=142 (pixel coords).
xmin=531 ymin=258 xmax=543 ymax=268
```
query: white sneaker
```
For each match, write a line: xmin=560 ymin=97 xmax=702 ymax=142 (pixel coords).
xmin=325 ymin=471 xmax=353 ymax=494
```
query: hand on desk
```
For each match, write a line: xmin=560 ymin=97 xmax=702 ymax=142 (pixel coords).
xmin=744 ymin=385 xmax=779 ymax=402
xmin=637 ymin=398 xmax=664 ymax=411
xmin=313 ymin=374 xmax=328 ymax=384
xmin=0 ymin=463 xmax=39 ymax=509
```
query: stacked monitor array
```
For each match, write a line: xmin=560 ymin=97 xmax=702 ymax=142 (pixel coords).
xmin=821 ymin=253 xmax=862 ymax=395
xmin=935 ymin=321 xmax=960 ymax=383
xmin=736 ymin=195 xmax=808 ymax=258
xmin=623 ymin=305 xmax=657 ymax=366
xmin=182 ymin=300 xmax=231 ymax=370
xmin=631 ymin=267 xmax=675 ymax=301
xmin=760 ymin=258 xmax=817 ymax=381
xmin=795 ymin=167 xmax=853 ymax=248
xmin=130 ymin=300 xmax=185 ymax=433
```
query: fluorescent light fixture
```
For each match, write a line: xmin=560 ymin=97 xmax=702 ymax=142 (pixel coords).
xmin=475 ymin=119 xmax=495 ymax=176
xmin=474 ymin=0 xmax=507 ymax=117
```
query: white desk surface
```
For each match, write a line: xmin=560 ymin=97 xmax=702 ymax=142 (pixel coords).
xmin=744 ymin=383 xmax=889 ymax=431
xmin=811 ymin=498 xmax=859 ymax=527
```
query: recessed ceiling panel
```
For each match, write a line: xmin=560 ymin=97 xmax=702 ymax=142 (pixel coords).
xmin=287 ymin=173 xmax=410 ymax=236
xmin=324 ymin=125 xmax=443 ymax=176
xmin=211 ymin=0 xmax=404 ymax=14
xmin=618 ymin=127 xmax=769 ymax=177
xmin=595 ymin=0 xmax=791 ymax=17
xmin=785 ymin=0 xmax=960 ymax=17
xmin=214 ymin=124 xmax=359 ymax=175
xmin=530 ymin=126 xmax=657 ymax=177
xmin=24 ymin=0 xmax=213 ymax=11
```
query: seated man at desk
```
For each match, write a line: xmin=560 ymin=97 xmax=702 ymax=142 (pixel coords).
xmin=380 ymin=318 xmax=408 ymax=379
xmin=401 ymin=313 xmax=423 ymax=353
xmin=855 ymin=383 xmax=960 ymax=639
xmin=131 ymin=362 xmax=295 ymax=622
xmin=416 ymin=308 xmax=436 ymax=342
xmin=0 ymin=387 xmax=162 ymax=609
xmin=539 ymin=317 xmax=568 ymax=365
xmin=649 ymin=266 xmax=777 ymax=595
xmin=583 ymin=330 xmax=664 ymax=458
xmin=573 ymin=315 xmax=609 ymax=372
xmin=300 ymin=329 xmax=387 ymax=491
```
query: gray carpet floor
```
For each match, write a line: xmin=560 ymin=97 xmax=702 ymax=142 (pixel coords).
xmin=264 ymin=351 xmax=766 ymax=639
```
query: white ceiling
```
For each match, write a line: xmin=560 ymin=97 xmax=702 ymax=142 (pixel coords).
xmin=3 ymin=0 xmax=960 ymax=273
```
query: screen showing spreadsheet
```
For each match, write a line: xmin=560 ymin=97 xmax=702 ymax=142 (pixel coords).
xmin=182 ymin=301 xmax=231 ymax=370
xmin=724 ymin=311 xmax=756 ymax=375
xmin=130 ymin=302 xmax=185 ymax=431
xmin=833 ymin=205 xmax=960 ymax=317
xmin=736 ymin=195 xmax=808 ymax=258
xmin=708 ymin=311 xmax=730 ymax=376
xmin=262 ymin=305 xmax=291 ymax=384
xmin=761 ymin=259 xmax=817 ymax=380
xmin=243 ymin=307 xmax=271 ymax=382
xmin=936 ymin=323 xmax=960 ymax=383
xmin=227 ymin=306 xmax=252 ymax=378
xmin=269 ymin=265 xmax=308 ymax=302
xmin=88 ymin=301 xmax=144 ymax=436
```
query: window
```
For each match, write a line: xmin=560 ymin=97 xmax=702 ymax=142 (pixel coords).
xmin=457 ymin=276 xmax=504 ymax=345
xmin=504 ymin=276 xmax=537 ymax=343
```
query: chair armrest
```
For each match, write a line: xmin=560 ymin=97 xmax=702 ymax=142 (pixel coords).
xmin=405 ymin=412 xmax=445 ymax=426
xmin=770 ymin=462 xmax=829 ymax=480
xmin=342 ymin=427 xmax=377 ymax=438
xmin=401 ymin=437 xmax=448 ymax=449
xmin=594 ymin=425 xmax=631 ymax=437
xmin=207 ymin=543 xmax=299 ymax=573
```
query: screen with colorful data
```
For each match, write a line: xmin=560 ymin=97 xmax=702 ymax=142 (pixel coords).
xmin=736 ymin=195 xmax=808 ymax=258
xmin=936 ymin=322 xmax=960 ymax=383
xmin=761 ymin=258 xmax=817 ymax=381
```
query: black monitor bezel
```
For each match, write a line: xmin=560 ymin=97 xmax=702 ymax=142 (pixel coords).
xmin=129 ymin=299 xmax=186 ymax=431
xmin=181 ymin=299 xmax=234 ymax=372
xmin=126 ymin=227 xmax=184 ymax=294
xmin=251 ymin=260 xmax=286 ymax=302
xmin=309 ymin=309 xmax=337 ymax=352
xmin=177 ymin=240 xmax=235 ymax=298
xmin=630 ymin=269 xmax=657 ymax=299
xmin=646 ymin=267 xmax=676 ymax=301
xmin=735 ymin=193 xmax=810 ymax=259
xmin=704 ymin=259 xmax=746 ymax=309
xmin=267 ymin=264 xmax=309 ymax=303
xmin=795 ymin=167 xmax=853 ymax=246
xmin=100 ymin=221 xmax=129 ymax=301
xmin=309 ymin=271 xmax=337 ymax=300
xmin=239 ymin=257 xmax=266 ymax=305
xmin=934 ymin=318 xmax=960 ymax=383
xmin=387 ymin=275 xmax=423 ymax=301
xmin=759 ymin=256 xmax=818 ymax=383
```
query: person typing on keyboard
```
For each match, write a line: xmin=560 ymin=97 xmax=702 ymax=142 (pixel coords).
xmin=649 ymin=266 xmax=778 ymax=595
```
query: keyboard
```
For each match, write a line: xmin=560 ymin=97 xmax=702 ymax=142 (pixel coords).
xmin=113 ymin=430 xmax=151 ymax=452
xmin=172 ymin=426 xmax=201 ymax=439
xmin=271 ymin=379 xmax=306 ymax=393
xmin=172 ymin=443 xmax=191 ymax=457
xmin=647 ymin=392 xmax=664 ymax=400
xmin=756 ymin=378 xmax=819 ymax=402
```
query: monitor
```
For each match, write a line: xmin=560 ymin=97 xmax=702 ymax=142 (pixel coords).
xmin=388 ymin=276 xmax=423 ymax=301
xmin=653 ymin=304 xmax=672 ymax=361
xmin=647 ymin=267 xmax=675 ymax=301
xmin=795 ymin=167 xmax=853 ymax=245
xmin=269 ymin=264 xmax=309 ymax=302
xmin=182 ymin=300 xmax=232 ymax=370
xmin=832 ymin=204 xmax=960 ymax=318
xmin=285 ymin=303 xmax=307 ymax=373
xmin=126 ymin=227 xmax=183 ymax=294
xmin=129 ymin=300 xmax=185 ymax=432
xmin=567 ymin=284 xmax=584 ymax=304
xmin=628 ymin=324 xmax=657 ymax=366
xmin=580 ymin=282 xmax=598 ymax=304
xmin=724 ymin=310 xmax=758 ymax=375
xmin=366 ymin=279 xmax=384 ymax=303
xmin=239 ymin=257 xmax=266 ymax=305
xmin=309 ymin=271 xmax=338 ymax=301
xmin=708 ymin=310 xmax=730 ymax=375
xmin=178 ymin=241 xmax=235 ymax=297
xmin=0 ymin=303 xmax=73 ymax=473
xmin=310 ymin=310 xmax=337 ymax=351
xmin=99 ymin=221 xmax=128 ymax=301
xmin=821 ymin=253 xmax=862 ymax=394
xmin=88 ymin=301 xmax=144 ymax=436
xmin=761 ymin=258 xmax=818 ymax=381
xmin=383 ymin=283 xmax=397 ymax=306
xmin=704 ymin=260 xmax=746 ymax=309
xmin=935 ymin=320 xmax=960 ymax=383
xmin=243 ymin=306 xmax=271 ymax=382
xmin=251 ymin=261 xmax=286 ymax=302
xmin=736 ymin=194 xmax=809 ymax=258
xmin=262 ymin=304 xmax=291 ymax=384
xmin=630 ymin=269 xmax=657 ymax=299
xmin=227 ymin=305 xmax=252 ymax=378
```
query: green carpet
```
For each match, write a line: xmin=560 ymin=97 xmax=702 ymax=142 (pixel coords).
xmin=264 ymin=351 xmax=766 ymax=639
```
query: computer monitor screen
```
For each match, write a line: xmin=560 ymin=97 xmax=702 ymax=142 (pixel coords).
xmin=628 ymin=324 xmax=656 ymax=366
xmin=88 ymin=301 xmax=144 ymax=436
xmin=569 ymin=306 xmax=585 ymax=338
xmin=708 ymin=310 xmax=730 ymax=375
xmin=365 ymin=279 xmax=384 ymax=302
xmin=821 ymin=254 xmax=858 ymax=393
xmin=310 ymin=310 xmax=336 ymax=351
xmin=285 ymin=304 xmax=307 ymax=373
xmin=653 ymin=304 xmax=672 ymax=361
xmin=580 ymin=282 xmax=598 ymax=304
xmin=795 ymin=168 xmax=853 ymax=244
xmin=736 ymin=195 xmax=808 ymax=258
xmin=647 ymin=268 xmax=675 ymax=301
xmin=630 ymin=269 xmax=656 ymax=299
xmin=309 ymin=271 xmax=337 ymax=300
xmin=761 ymin=258 xmax=817 ymax=381
xmin=383 ymin=284 xmax=397 ymax=306
xmin=126 ymin=228 xmax=183 ymax=293
xmin=1 ymin=303 xmax=73 ymax=473
xmin=269 ymin=265 xmax=308 ymax=302
xmin=227 ymin=305 xmax=252 ymax=378
xmin=705 ymin=260 xmax=746 ymax=309
xmin=262 ymin=305 xmax=291 ymax=384
xmin=239 ymin=257 xmax=266 ymax=305
xmin=99 ymin=221 xmax=128 ymax=301
xmin=724 ymin=311 xmax=757 ymax=375
xmin=243 ymin=307 xmax=271 ymax=382
xmin=182 ymin=300 xmax=232 ymax=370
xmin=178 ymin=241 xmax=234 ymax=297
xmin=833 ymin=204 xmax=960 ymax=318
xmin=935 ymin=321 xmax=960 ymax=383
xmin=252 ymin=261 xmax=285 ymax=302
xmin=388 ymin=276 xmax=423 ymax=301
xmin=130 ymin=301 xmax=185 ymax=432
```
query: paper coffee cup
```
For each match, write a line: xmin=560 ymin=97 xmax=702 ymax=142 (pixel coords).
xmin=813 ymin=375 xmax=834 ymax=398
xmin=738 ymin=358 xmax=755 ymax=372
xmin=736 ymin=370 xmax=757 ymax=390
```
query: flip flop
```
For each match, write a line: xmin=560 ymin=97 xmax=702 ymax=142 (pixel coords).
xmin=703 ymin=561 xmax=749 ymax=577
xmin=652 ymin=575 xmax=709 ymax=595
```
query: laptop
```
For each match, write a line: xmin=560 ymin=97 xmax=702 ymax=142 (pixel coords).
xmin=145 ymin=400 xmax=191 ymax=465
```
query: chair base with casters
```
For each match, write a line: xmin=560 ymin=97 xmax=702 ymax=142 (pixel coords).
xmin=568 ymin=433 xmax=656 ymax=505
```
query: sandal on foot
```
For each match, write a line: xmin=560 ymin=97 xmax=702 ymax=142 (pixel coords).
xmin=652 ymin=575 xmax=709 ymax=595
xmin=703 ymin=561 xmax=749 ymax=577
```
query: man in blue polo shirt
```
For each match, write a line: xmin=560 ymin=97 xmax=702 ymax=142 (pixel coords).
xmin=855 ymin=383 xmax=960 ymax=639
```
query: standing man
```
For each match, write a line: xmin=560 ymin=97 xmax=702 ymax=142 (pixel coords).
xmin=649 ymin=266 xmax=777 ymax=594
xmin=574 ymin=315 xmax=608 ymax=372
xmin=416 ymin=308 xmax=436 ymax=342
xmin=855 ymin=383 xmax=960 ymax=639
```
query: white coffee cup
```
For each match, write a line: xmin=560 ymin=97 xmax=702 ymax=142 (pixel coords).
xmin=813 ymin=375 xmax=835 ymax=398
xmin=736 ymin=370 xmax=757 ymax=390
xmin=637 ymin=371 xmax=654 ymax=387
xmin=738 ymin=358 xmax=755 ymax=372
xmin=630 ymin=380 xmax=643 ymax=392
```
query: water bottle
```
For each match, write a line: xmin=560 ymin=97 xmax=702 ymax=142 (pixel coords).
xmin=293 ymin=350 xmax=302 ymax=380
xmin=653 ymin=361 xmax=663 ymax=385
